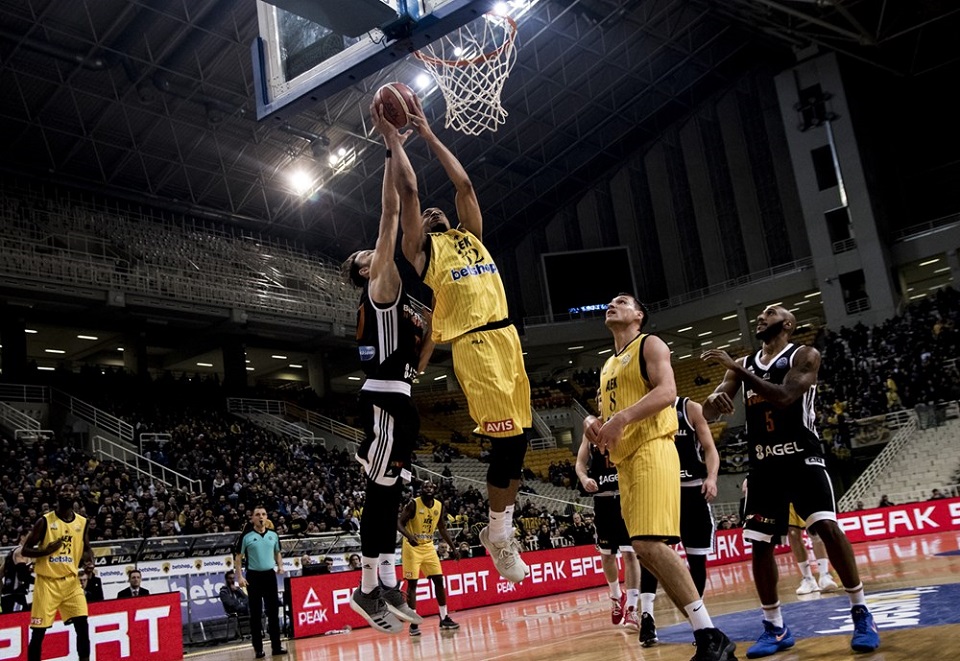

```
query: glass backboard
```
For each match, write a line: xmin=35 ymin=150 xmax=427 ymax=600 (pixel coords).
xmin=252 ymin=0 xmax=495 ymax=121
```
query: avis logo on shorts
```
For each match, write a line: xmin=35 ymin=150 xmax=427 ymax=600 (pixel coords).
xmin=484 ymin=419 xmax=515 ymax=433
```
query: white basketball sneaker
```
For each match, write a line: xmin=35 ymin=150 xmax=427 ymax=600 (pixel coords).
xmin=479 ymin=526 xmax=528 ymax=583
xmin=818 ymin=574 xmax=839 ymax=592
xmin=796 ymin=576 xmax=820 ymax=595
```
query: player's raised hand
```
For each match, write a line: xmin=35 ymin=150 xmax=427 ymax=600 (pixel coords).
xmin=407 ymin=95 xmax=432 ymax=138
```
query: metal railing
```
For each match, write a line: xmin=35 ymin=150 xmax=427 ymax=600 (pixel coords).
xmin=229 ymin=398 xmax=363 ymax=445
xmin=530 ymin=408 xmax=556 ymax=445
xmin=139 ymin=432 xmax=172 ymax=454
xmin=845 ymin=297 xmax=871 ymax=314
xmin=0 ymin=401 xmax=41 ymax=431
xmin=837 ymin=411 xmax=918 ymax=512
xmin=284 ymin=402 xmax=364 ymax=445
xmin=892 ymin=211 xmax=960 ymax=242
xmin=832 ymin=237 xmax=857 ymax=254
xmin=528 ymin=436 xmax=558 ymax=450
xmin=92 ymin=435 xmax=202 ymax=493
xmin=0 ymin=383 xmax=49 ymax=403
xmin=51 ymin=388 xmax=134 ymax=442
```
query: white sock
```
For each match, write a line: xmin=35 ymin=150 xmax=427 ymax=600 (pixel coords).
xmin=608 ymin=579 xmax=622 ymax=600
xmin=762 ymin=602 xmax=783 ymax=628
xmin=626 ymin=589 xmax=640 ymax=611
xmin=846 ymin=583 xmax=866 ymax=606
xmin=488 ymin=509 xmax=509 ymax=542
xmin=504 ymin=504 xmax=515 ymax=533
xmin=817 ymin=558 xmax=830 ymax=577
xmin=361 ymin=556 xmax=379 ymax=593
xmin=640 ymin=592 xmax=656 ymax=615
xmin=378 ymin=554 xmax=397 ymax=588
xmin=683 ymin=599 xmax=714 ymax=630
xmin=798 ymin=560 xmax=814 ymax=580
xmin=439 ymin=605 xmax=448 ymax=618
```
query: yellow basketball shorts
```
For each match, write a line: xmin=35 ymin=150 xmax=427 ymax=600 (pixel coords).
xmin=402 ymin=542 xmax=443 ymax=579
xmin=616 ymin=437 xmax=681 ymax=542
xmin=451 ymin=325 xmax=531 ymax=438
xmin=30 ymin=574 xmax=88 ymax=628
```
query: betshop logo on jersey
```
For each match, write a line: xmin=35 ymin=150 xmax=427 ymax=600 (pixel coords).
xmin=450 ymin=262 xmax=497 ymax=281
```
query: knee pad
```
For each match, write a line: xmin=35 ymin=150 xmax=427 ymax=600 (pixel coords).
xmin=486 ymin=434 xmax=528 ymax=488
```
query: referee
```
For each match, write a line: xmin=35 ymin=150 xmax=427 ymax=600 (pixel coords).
xmin=234 ymin=505 xmax=287 ymax=658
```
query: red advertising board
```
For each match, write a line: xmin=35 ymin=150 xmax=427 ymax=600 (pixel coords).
xmin=290 ymin=546 xmax=608 ymax=637
xmin=0 ymin=592 xmax=182 ymax=661
xmin=289 ymin=498 xmax=960 ymax=638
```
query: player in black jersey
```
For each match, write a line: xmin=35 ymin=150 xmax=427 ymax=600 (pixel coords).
xmin=637 ymin=396 xmax=720 ymax=646
xmin=702 ymin=305 xmax=879 ymax=657
xmin=341 ymin=101 xmax=427 ymax=635
xmin=575 ymin=397 xmax=642 ymax=631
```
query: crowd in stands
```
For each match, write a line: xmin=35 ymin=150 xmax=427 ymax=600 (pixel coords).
xmin=816 ymin=287 xmax=960 ymax=421
xmin=547 ymin=460 xmax=577 ymax=488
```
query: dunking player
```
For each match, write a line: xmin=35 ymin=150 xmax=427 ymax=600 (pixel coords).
xmin=21 ymin=483 xmax=93 ymax=661
xmin=342 ymin=100 xmax=424 ymax=634
xmin=395 ymin=97 xmax=531 ymax=583
xmin=575 ymin=400 xmax=642 ymax=631
xmin=587 ymin=293 xmax=735 ymax=660
xmin=638 ymin=395 xmax=720 ymax=647
xmin=398 ymin=480 xmax=460 ymax=636
xmin=702 ymin=305 xmax=880 ymax=657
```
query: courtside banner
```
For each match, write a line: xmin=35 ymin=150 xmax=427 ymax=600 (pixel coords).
xmin=696 ymin=498 xmax=960 ymax=567
xmin=837 ymin=497 xmax=960 ymax=543
xmin=0 ymin=592 xmax=182 ymax=661
xmin=290 ymin=545 xmax=608 ymax=637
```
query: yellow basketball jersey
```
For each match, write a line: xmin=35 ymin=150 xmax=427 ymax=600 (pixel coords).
xmin=35 ymin=511 xmax=86 ymax=579
xmin=600 ymin=333 xmax=678 ymax=465
xmin=404 ymin=497 xmax=443 ymax=544
xmin=424 ymin=229 xmax=509 ymax=343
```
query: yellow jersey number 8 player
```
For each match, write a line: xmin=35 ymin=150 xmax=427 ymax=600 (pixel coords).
xmin=21 ymin=482 xmax=94 ymax=661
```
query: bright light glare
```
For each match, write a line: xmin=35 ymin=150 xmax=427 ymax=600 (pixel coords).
xmin=289 ymin=170 xmax=313 ymax=194
xmin=493 ymin=2 xmax=508 ymax=15
xmin=416 ymin=73 xmax=432 ymax=88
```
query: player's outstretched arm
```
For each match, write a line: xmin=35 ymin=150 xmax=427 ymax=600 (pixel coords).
xmin=368 ymin=99 xmax=404 ymax=304
xmin=701 ymin=351 xmax=743 ymax=421
xmin=408 ymin=96 xmax=482 ymax=239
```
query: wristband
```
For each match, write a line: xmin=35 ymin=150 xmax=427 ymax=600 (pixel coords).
xmin=385 ymin=149 xmax=392 ymax=159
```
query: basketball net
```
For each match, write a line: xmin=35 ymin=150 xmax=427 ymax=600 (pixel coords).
xmin=415 ymin=14 xmax=518 ymax=135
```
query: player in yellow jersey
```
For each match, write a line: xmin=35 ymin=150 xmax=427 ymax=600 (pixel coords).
xmin=585 ymin=294 xmax=735 ymax=660
xmin=393 ymin=98 xmax=530 ymax=583
xmin=397 ymin=481 xmax=460 ymax=636
xmin=20 ymin=482 xmax=93 ymax=661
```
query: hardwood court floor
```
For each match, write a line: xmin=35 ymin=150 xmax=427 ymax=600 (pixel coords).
xmin=189 ymin=531 xmax=960 ymax=661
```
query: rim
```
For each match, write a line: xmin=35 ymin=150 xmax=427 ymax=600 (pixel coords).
xmin=414 ymin=14 xmax=518 ymax=67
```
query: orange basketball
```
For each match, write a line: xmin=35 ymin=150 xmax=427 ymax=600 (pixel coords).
xmin=373 ymin=82 xmax=418 ymax=129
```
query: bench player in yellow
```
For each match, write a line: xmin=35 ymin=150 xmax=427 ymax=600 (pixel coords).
xmin=20 ymin=482 xmax=94 ymax=661
xmin=398 ymin=480 xmax=460 ymax=636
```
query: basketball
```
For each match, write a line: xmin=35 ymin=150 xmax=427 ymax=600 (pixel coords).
xmin=373 ymin=82 xmax=418 ymax=128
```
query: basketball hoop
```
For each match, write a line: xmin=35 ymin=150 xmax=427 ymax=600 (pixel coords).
xmin=415 ymin=13 xmax=518 ymax=135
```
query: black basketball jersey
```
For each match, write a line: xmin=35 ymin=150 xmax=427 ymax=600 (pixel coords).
xmin=743 ymin=343 xmax=821 ymax=462
xmin=675 ymin=397 xmax=707 ymax=483
xmin=355 ymin=267 xmax=427 ymax=387
xmin=587 ymin=445 xmax=620 ymax=494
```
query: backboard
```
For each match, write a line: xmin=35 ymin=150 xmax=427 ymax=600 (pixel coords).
xmin=252 ymin=0 xmax=496 ymax=122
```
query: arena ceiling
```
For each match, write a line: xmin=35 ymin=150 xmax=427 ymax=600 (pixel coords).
xmin=1 ymin=0 xmax=957 ymax=262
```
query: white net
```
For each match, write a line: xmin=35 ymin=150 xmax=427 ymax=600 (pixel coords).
xmin=415 ymin=14 xmax=518 ymax=135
